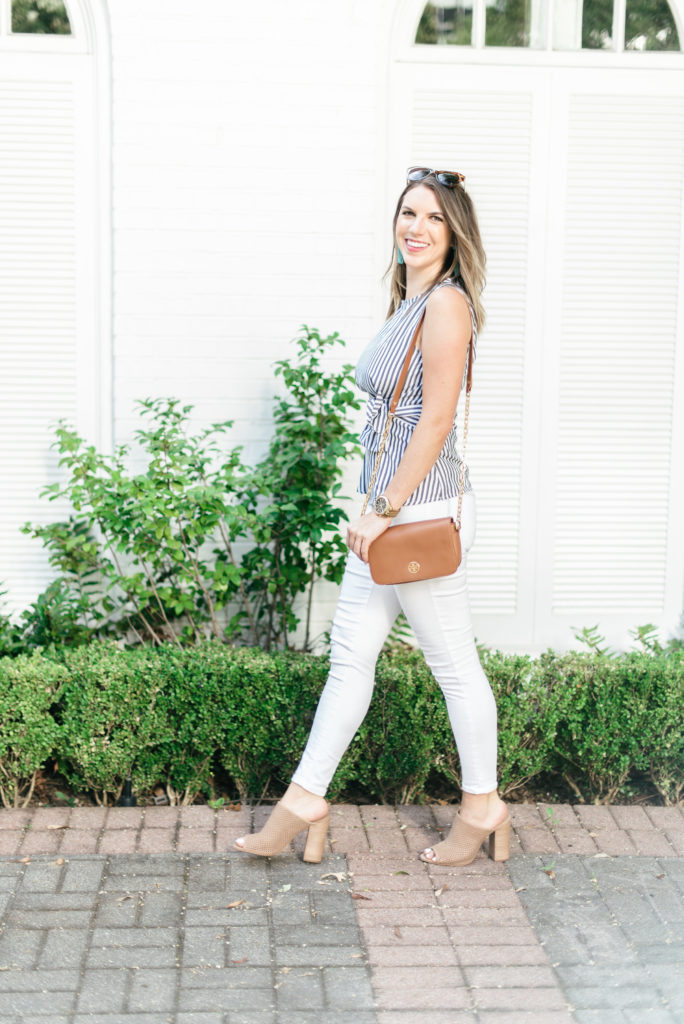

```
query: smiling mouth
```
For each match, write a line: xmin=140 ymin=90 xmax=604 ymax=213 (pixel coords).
xmin=405 ymin=239 xmax=428 ymax=252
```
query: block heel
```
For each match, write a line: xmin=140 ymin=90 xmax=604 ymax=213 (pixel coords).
xmin=488 ymin=813 xmax=511 ymax=862
xmin=303 ymin=813 xmax=330 ymax=863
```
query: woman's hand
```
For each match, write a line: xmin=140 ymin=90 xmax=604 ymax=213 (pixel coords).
xmin=346 ymin=512 xmax=392 ymax=564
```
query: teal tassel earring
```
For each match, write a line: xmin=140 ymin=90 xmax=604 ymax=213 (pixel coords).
xmin=397 ymin=248 xmax=404 ymax=265
xmin=451 ymin=244 xmax=460 ymax=277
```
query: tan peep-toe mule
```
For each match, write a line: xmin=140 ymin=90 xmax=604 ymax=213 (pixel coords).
xmin=420 ymin=811 xmax=511 ymax=867
xmin=233 ymin=801 xmax=330 ymax=863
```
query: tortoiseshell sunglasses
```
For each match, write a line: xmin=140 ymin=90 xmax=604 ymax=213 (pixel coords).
xmin=407 ymin=166 xmax=465 ymax=188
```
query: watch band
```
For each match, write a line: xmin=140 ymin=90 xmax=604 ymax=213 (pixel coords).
xmin=374 ymin=494 xmax=400 ymax=518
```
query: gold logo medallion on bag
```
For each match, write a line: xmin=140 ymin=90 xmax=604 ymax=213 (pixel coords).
xmin=408 ymin=561 xmax=420 ymax=574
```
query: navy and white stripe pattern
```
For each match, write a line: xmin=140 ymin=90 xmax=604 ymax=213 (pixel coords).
xmin=355 ymin=278 xmax=477 ymax=506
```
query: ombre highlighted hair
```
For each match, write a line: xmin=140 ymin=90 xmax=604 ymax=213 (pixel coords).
xmin=385 ymin=174 xmax=487 ymax=332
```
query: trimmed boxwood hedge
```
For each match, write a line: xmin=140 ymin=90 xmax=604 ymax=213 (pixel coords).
xmin=0 ymin=640 xmax=682 ymax=806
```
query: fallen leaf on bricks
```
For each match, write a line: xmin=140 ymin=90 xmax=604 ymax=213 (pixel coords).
xmin=47 ymin=824 xmax=69 ymax=831
xmin=231 ymin=957 xmax=248 ymax=964
xmin=394 ymin=926 xmax=403 ymax=938
xmin=280 ymin=884 xmax=291 ymax=892
xmin=19 ymin=858 xmax=31 ymax=865
xmin=319 ymin=872 xmax=346 ymax=882
xmin=515 ymin=886 xmax=527 ymax=893
xmin=352 ymin=893 xmax=372 ymax=900
xmin=226 ymin=900 xmax=245 ymax=909
xmin=392 ymin=870 xmax=409 ymax=876
xmin=55 ymin=858 xmax=65 ymax=866
xmin=117 ymin=895 xmax=134 ymax=903
xmin=434 ymin=884 xmax=449 ymax=897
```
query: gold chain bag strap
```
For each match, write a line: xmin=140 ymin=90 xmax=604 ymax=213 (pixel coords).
xmin=362 ymin=308 xmax=473 ymax=585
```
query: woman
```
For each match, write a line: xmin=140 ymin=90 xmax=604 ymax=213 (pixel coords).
xmin=235 ymin=166 xmax=510 ymax=867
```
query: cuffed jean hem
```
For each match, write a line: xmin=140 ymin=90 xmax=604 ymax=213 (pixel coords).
xmin=289 ymin=773 xmax=328 ymax=797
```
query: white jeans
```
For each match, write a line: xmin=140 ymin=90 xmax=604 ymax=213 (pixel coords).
xmin=292 ymin=492 xmax=498 ymax=796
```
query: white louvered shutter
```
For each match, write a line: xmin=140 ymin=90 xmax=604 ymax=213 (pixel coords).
xmin=411 ymin=86 xmax=533 ymax=620
xmin=0 ymin=56 xmax=102 ymax=615
xmin=535 ymin=69 xmax=684 ymax=649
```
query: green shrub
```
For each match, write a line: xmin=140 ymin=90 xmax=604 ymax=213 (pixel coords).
xmin=150 ymin=642 xmax=242 ymax=805
xmin=57 ymin=643 xmax=169 ymax=805
xmin=549 ymin=651 xmax=663 ymax=803
xmin=0 ymin=580 xmax=91 ymax=658
xmin=217 ymin=648 xmax=325 ymax=801
xmin=1 ymin=637 xmax=682 ymax=806
xmin=636 ymin=649 xmax=684 ymax=804
xmin=19 ymin=328 xmax=359 ymax=654
xmin=238 ymin=326 xmax=361 ymax=650
xmin=0 ymin=653 xmax=65 ymax=807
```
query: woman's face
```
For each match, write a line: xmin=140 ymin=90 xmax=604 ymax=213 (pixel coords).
xmin=395 ymin=184 xmax=451 ymax=275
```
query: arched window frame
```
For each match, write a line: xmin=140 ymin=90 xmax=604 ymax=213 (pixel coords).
xmin=0 ymin=0 xmax=89 ymax=53
xmin=398 ymin=0 xmax=684 ymax=66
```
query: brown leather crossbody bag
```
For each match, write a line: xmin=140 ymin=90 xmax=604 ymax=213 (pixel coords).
xmin=363 ymin=309 xmax=473 ymax=585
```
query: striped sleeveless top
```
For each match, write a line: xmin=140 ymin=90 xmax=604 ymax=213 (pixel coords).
xmin=355 ymin=278 xmax=477 ymax=506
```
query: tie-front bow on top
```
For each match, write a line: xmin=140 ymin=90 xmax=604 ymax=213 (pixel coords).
xmin=355 ymin=278 xmax=477 ymax=507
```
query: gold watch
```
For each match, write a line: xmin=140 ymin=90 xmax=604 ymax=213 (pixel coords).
xmin=373 ymin=494 xmax=400 ymax=518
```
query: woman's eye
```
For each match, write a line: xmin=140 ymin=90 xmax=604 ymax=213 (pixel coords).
xmin=431 ymin=215 xmax=443 ymax=222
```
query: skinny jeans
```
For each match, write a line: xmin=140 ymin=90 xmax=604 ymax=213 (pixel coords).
xmin=292 ymin=492 xmax=498 ymax=796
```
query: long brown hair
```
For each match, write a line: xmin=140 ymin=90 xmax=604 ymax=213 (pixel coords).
xmin=385 ymin=176 xmax=487 ymax=332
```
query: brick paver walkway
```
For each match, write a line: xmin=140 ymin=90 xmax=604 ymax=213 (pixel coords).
xmin=1 ymin=802 xmax=683 ymax=1023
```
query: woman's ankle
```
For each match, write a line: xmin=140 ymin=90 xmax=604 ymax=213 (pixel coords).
xmin=281 ymin=783 xmax=328 ymax=819
xmin=460 ymin=789 xmax=506 ymax=822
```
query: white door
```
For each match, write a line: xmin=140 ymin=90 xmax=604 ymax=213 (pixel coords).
xmin=0 ymin=0 xmax=111 ymax=616
xmin=389 ymin=59 xmax=684 ymax=651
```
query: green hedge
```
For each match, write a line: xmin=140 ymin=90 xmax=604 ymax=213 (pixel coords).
xmin=0 ymin=640 xmax=682 ymax=806
xmin=0 ymin=654 xmax=65 ymax=807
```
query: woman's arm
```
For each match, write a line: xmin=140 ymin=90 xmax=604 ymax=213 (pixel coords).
xmin=346 ymin=286 xmax=472 ymax=563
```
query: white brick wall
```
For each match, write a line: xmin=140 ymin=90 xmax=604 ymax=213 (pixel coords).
xmin=5 ymin=1 xmax=682 ymax=652
xmin=109 ymin=0 xmax=392 ymax=641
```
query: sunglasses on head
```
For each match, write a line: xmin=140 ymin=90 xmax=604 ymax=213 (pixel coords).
xmin=407 ymin=166 xmax=465 ymax=188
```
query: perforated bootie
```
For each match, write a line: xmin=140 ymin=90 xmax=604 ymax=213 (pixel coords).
xmin=420 ymin=811 xmax=511 ymax=866
xmin=234 ymin=801 xmax=330 ymax=863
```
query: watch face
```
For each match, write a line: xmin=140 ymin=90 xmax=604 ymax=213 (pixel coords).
xmin=375 ymin=496 xmax=388 ymax=515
